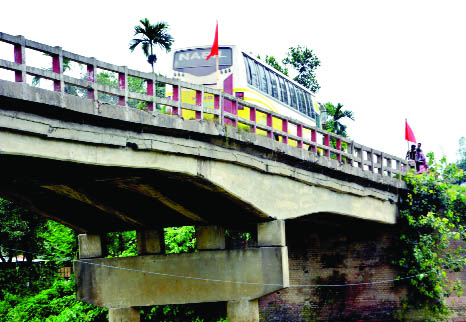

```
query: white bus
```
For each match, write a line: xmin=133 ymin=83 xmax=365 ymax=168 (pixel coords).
xmin=169 ymin=45 xmax=321 ymax=133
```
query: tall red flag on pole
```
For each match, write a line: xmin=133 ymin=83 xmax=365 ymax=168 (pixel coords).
xmin=405 ymin=119 xmax=416 ymax=143
xmin=206 ymin=21 xmax=219 ymax=61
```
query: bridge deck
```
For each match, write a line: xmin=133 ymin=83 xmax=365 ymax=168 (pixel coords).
xmin=0 ymin=32 xmax=409 ymax=231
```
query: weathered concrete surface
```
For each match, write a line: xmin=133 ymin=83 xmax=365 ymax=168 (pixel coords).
xmin=228 ymin=299 xmax=259 ymax=322
xmin=136 ymin=229 xmax=164 ymax=255
xmin=0 ymin=80 xmax=405 ymax=231
xmin=74 ymin=247 xmax=289 ymax=308
xmin=78 ymin=234 xmax=104 ymax=259
xmin=258 ymin=220 xmax=286 ymax=247
xmin=108 ymin=308 xmax=140 ymax=322
xmin=196 ymin=225 xmax=226 ymax=250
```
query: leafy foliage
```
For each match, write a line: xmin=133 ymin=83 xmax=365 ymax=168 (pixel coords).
xmin=0 ymin=278 xmax=107 ymax=322
xmin=0 ymin=199 xmax=45 ymax=263
xmin=457 ymin=137 xmax=466 ymax=171
xmin=129 ymin=18 xmax=174 ymax=72
xmin=282 ymin=45 xmax=321 ymax=93
xmin=322 ymin=102 xmax=354 ymax=138
xmin=258 ymin=55 xmax=289 ymax=76
xmin=396 ymin=155 xmax=466 ymax=319
xmin=164 ymin=226 xmax=196 ymax=254
xmin=107 ymin=231 xmax=137 ymax=257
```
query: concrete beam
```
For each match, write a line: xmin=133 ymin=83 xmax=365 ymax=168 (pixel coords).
xmin=109 ymin=307 xmax=140 ymax=322
xmin=78 ymin=234 xmax=104 ymax=259
xmin=74 ymin=247 xmax=288 ymax=308
xmin=137 ymin=229 xmax=164 ymax=255
xmin=227 ymin=299 xmax=259 ymax=322
xmin=196 ymin=226 xmax=225 ymax=250
xmin=258 ymin=220 xmax=286 ymax=247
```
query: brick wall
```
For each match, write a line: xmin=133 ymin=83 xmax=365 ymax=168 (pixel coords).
xmin=258 ymin=216 xmax=466 ymax=321
xmin=259 ymin=216 xmax=407 ymax=321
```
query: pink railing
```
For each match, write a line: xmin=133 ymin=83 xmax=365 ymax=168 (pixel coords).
xmin=0 ymin=32 xmax=414 ymax=179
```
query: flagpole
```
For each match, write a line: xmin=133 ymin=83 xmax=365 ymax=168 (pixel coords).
xmin=215 ymin=20 xmax=219 ymax=89
xmin=406 ymin=118 xmax=409 ymax=154
xmin=216 ymin=52 xmax=219 ymax=89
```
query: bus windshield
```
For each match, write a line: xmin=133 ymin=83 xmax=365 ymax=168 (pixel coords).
xmin=173 ymin=47 xmax=232 ymax=76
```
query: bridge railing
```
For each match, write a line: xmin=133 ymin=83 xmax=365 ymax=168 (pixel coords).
xmin=0 ymin=32 xmax=414 ymax=179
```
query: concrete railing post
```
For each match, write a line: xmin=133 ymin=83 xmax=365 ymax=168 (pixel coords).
xmin=109 ymin=307 xmax=140 ymax=322
xmin=220 ymin=93 xmax=225 ymax=126
xmin=146 ymin=79 xmax=154 ymax=112
xmin=336 ymin=138 xmax=342 ymax=162
xmin=310 ymin=129 xmax=317 ymax=154
xmin=195 ymin=90 xmax=203 ymax=120
xmin=227 ymin=299 xmax=259 ymax=322
xmin=250 ymin=107 xmax=256 ymax=133
xmin=323 ymin=134 xmax=330 ymax=157
xmin=52 ymin=46 xmax=64 ymax=93
xmin=266 ymin=113 xmax=273 ymax=139
xmin=195 ymin=226 xmax=225 ymax=250
xmin=87 ymin=58 xmax=97 ymax=100
xmin=118 ymin=67 xmax=128 ymax=106
xmin=13 ymin=35 xmax=26 ymax=83
xmin=297 ymin=124 xmax=303 ymax=149
xmin=282 ymin=119 xmax=288 ymax=144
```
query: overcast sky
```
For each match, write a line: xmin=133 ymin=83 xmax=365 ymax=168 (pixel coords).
xmin=1 ymin=0 xmax=465 ymax=162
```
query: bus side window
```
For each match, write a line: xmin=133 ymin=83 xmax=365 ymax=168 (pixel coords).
xmin=269 ymin=71 xmax=280 ymax=100
xmin=257 ymin=64 xmax=268 ymax=94
xmin=303 ymin=91 xmax=310 ymax=116
xmin=306 ymin=93 xmax=315 ymax=118
xmin=288 ymin=81 xmax=297 ymax=109
xmin=247 ymin=57 xmax=260 ymax=89
xmin=278 ymin=76 xmax=288 ymax=105
xmin=297 ymin=87 xmax=305 ymax=114
xmin=264 ymin=66 xmax=272 ymax=96
xmin=243 ymin=55 xmax=252 ymax=85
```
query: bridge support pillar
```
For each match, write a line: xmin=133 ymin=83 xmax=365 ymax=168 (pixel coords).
xmin=227 ymin=299 xmax=259 ymax=322
xmin=136 ymin=229 xmax=164 ymax=255
xmin=195 ymin=225 xmax=225 ymax=250
xmin=258 ymin=220 xmax=286 ymax=247
xmin=78 ymin=233 xmax=104 ymax=259
xmin=109 ymin=307 xmax=140 ymax=322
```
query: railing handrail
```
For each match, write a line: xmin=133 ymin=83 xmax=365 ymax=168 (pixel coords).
xmin=0 ymin=32 xmax=414 ymax=179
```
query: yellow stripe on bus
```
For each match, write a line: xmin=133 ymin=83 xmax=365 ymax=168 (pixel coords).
xmin=234 ymin=88 xmax=279 ymax=113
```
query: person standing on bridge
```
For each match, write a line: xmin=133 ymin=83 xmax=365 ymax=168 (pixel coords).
xmin=415 ymin=146 xmax=428 ymax=173
xmin=406 ymin=144 xmax=416 ymax=161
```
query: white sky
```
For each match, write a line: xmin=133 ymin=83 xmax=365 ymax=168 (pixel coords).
xmin=1 ymin=0 xmax=465 ymax=162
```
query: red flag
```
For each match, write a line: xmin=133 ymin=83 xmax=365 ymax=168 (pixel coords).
xmin=206 ymin=22 xmax=218 ymax=61
xmin=405 ymin=119 xmax=416 ymax=143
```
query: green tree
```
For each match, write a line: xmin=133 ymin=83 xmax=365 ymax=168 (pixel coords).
xmin=396 ymin=155 xmax=466 ymax=319
xmin=457 ymin=137 xmax=466 ymax=171
xmin=282 ymin=45 xmax=320 ymax=93
xmin=129 ymin=18 xmax=174 ymax=73
xmin=259 ymin=55 xmax=289 ymax=76
xmin=322 ymin=102 xmax=354 ymax=137
xmin=0 ymin=198 xmax=45 ymax=263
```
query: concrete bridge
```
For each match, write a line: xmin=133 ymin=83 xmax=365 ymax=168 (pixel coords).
xmin=0 ymin=32 xmax=414 ymax=321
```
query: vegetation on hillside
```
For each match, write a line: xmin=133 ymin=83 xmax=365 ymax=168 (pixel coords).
xmin=0 ymin=198 xmax=225 ymax=321
xmin=396 ymin=154 xmax=466 ymax=320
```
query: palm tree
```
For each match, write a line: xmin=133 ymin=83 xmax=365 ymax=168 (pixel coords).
xmin=129 ymin=18 xmax=174 ymax=73
xmin=322 ymin=102 xmax=354 ymax=137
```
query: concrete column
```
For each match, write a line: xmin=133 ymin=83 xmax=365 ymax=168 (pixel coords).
xmin=227 ymin=299 xmax=259 ymax=322
xmin=195 ymin=225 xmax=225 ymax=250
xmin=78 ymin=234 xmax=104 ymax=259
xmin=258 ymin=220 xmax=286 ymax=247
xmin=136 ymin=229 xmax=164 ymax=255
xmin=109 ymin=307 xmax=140 ymax=322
